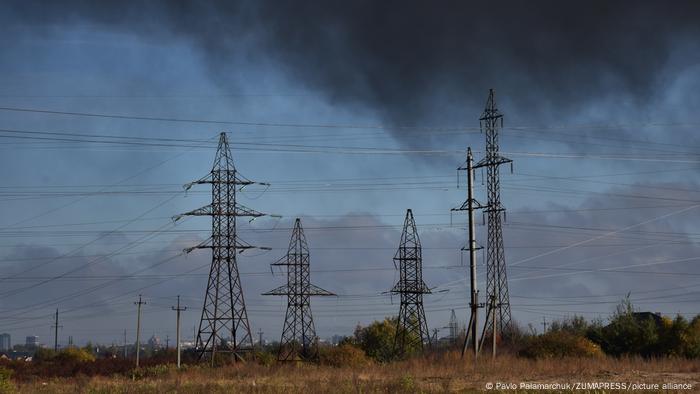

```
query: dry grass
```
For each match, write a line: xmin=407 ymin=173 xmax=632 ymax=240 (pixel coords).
xmin=6 ymin=351 xmax=700 ymax=393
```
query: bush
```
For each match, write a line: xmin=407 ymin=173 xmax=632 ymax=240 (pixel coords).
xmin=549 ymin=315 xmax=590 ymax=337
xmin=253 ymin=350 xmax=276 ymax=366
xmin=519 ymin=331 xmax=603 ymax=359
xmin=131 ymin=364 xmax=172 ymax=380
xmin=320 ymin=344 xmax=371 ymax=368
xmin=55 ymin=347 xmax=96 ymax=363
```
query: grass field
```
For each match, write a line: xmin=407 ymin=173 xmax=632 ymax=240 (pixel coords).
xmin=4 ymin=351 xmax=698 ymax=393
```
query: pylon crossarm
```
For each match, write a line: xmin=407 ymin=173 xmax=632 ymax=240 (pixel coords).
xmin=176 ymin=203 xmax=267 ymax=219
xmin=236 ymin=203 xmax=267 ymax=218
xmin=307 ymin=284 xmax=336 ymax=296
xmin=183 ymin=172 xmax=263 ymax=191
xmin=262 ymin=285 xmax=289 ymax=296
xmin=270 ymin=254 xmax=291 ymax=266
xmin=391 ymin=285 xmax=431 ymax=295
xmin=183 ymin=173 xmax=212 ymax=191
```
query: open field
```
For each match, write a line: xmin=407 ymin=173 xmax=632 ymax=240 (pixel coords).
xmin=3 ymin=352 xmax=698 ymax=393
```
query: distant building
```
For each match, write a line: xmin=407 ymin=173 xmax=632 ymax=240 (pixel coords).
xmin=0 ymin=333 xmax=10 ymax=351
xmin=26 ymin=336 xmax=39 ymax=348
xmin=632 ymin=312 xmax=663 ymax=327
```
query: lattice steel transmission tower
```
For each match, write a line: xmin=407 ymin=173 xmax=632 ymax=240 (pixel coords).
xmin=177 ymin=132 xmax=269 ymax=363
xmin=263 ymin=218 xmax=335 ymax=361
xmin=473 ymin=89 xmax=513 ymax=348
xmin=448 ymin=309 xmax=459 ymax=345
xmin=391 ymin=209 xmax=432 ymax=357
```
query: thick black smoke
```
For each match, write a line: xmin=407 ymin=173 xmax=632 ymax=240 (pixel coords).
xmin=3 ymin=1 xmax=700 ymax=137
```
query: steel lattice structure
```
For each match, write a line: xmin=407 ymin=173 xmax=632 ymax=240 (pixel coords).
xmin=177 ymin=132 xmax=268 ymax=363
xmin=391 ymin=209 xmax=431 ymax=357
xmin=263 ymin=218 xmax=334 ymax=361
xmin=473 ymin=89 xmax=513 ymax=341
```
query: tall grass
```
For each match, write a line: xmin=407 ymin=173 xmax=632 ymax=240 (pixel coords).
xmin=8 ymin=351 xmax=699 ymax=393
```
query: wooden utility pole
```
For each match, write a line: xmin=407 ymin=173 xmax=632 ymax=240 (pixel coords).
xmin=172 ymin=295 xmax=187 ymax=368
xmin=542 ymin=316 xmax=548 ymax=334
xmin=51 ymin=309 xmax=62 ymax=352
xmin=134 ymin=295 xmax=146 ymax=368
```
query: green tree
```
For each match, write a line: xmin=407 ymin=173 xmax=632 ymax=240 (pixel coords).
xmin=597 ymin=297 xmax=659 ymax=357
xmin=353 ymin=317 xmax=423 ymax=361
xmin=684 ymin=315 xmax=700 ymax=358
xmin=354 ymin=317 xmax=397 ymax=362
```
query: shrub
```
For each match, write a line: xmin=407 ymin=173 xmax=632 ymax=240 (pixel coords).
xmin=518 ymin=331 xmax=603 ymax=359
xmin=32 ymin=348 xmax=57 ymax=362
xmin=254 ymin=350 xmax=276 ymax=367
xmin=55 ymin=347 xmax=96 ymax=363
xmin=320 ymin=344 xmax=371 ymax=368
xmin=549 ymin=315 xmax=590 ymax=337
xmin=131 ymin=364 xmax=172 ymax=380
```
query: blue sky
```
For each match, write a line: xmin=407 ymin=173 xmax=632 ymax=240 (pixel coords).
xmin=0 ymin=1 xmax=699 ymax=348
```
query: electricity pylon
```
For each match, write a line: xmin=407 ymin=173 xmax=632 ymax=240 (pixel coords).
xmin=448 ymin=309 xmax=459 ymax=345
xmin=473 ymin=89 xmax=513 ymax=356
xmin=391 ymin=209 xmax=431 ymax=357
xmin=176 ymin=132 xmax=269 ymax=364
xmin=453 ymin=147 xmax=485 ymax=359
xmin=263 ymin=218 xmax=335 ymax=361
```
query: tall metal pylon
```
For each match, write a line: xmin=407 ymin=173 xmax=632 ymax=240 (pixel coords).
xmin=391 ymin=209 xmax=431 ymax=357
xmin=448 ymin=309 xmax=459 ymax=345
xmin=177 ymin=132 xmax=269 ymax=363
xmin=473 ymin=89 xmax=513 ymax=352
xmin=263 ymin=218 xmax=335 ymax=362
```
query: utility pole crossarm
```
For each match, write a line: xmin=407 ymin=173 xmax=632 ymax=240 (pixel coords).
xmin=452 ymin=199 xmax=486 ymax=212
